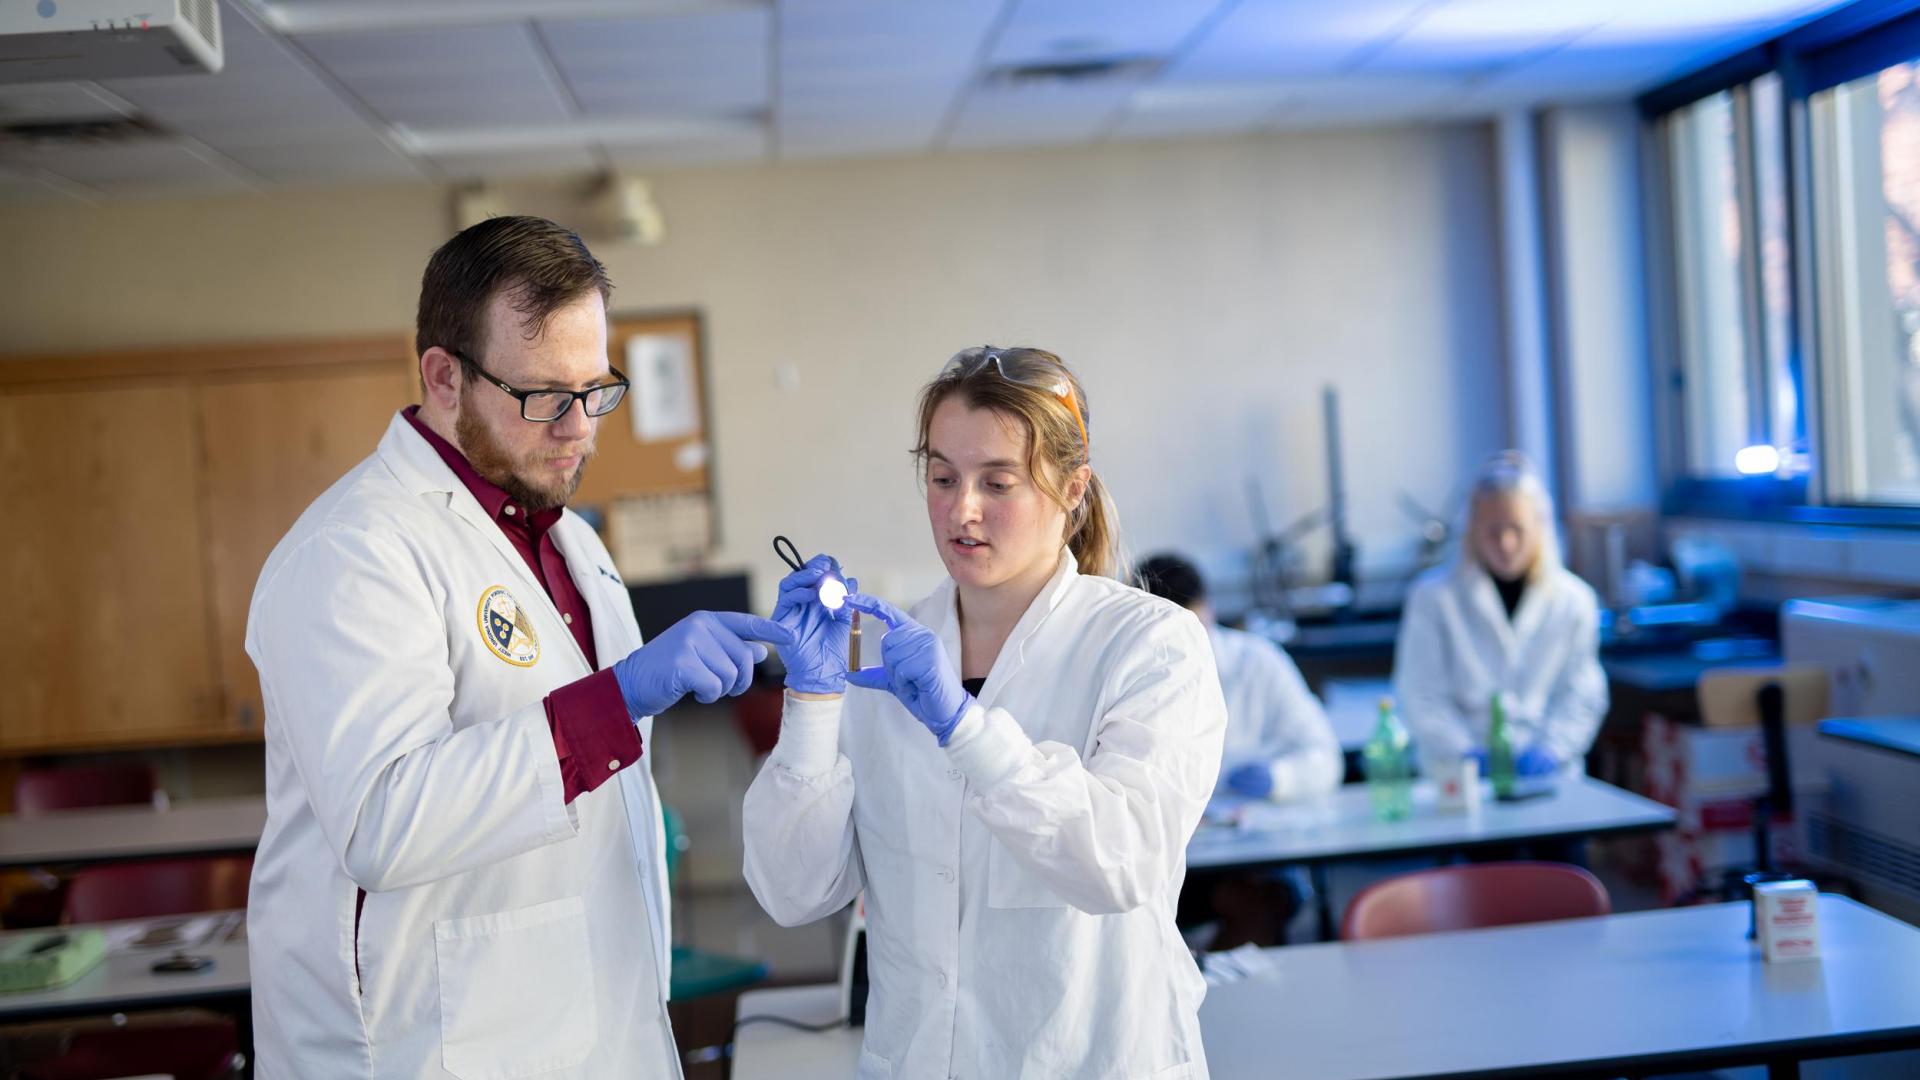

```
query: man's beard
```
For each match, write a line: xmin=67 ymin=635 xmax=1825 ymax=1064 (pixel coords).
xmin=456 ymin=406 xmax=592 ymax=513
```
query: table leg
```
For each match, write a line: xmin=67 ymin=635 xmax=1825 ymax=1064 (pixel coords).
xmin=1311 ymin=863 xmax=1334 ymax=940
xmin=234 ymin=1000 xmax=254 ymax=1080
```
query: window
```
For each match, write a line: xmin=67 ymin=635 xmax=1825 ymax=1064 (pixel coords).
xmin=1669 ymin=90 xmax=1752 ymax=477
xmin=1813 ymin=57 xmax=1920 ymax=505
xmin=1647 ymin=6 xmax=1920 ymax=519
xmin=1661 ymin=76 xmax=1798 ymax=481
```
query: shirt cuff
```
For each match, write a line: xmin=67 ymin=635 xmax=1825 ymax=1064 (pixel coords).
xmin=942 ymin=702 xmax=1028 ymax=793
xmin=768 ymin=691 xmax=845 ymax=778
xmin=546 ymin=669 xmax=643 ymax=804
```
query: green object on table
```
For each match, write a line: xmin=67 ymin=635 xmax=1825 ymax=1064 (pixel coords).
xmin=1363 ymin=697 xmax=1413 ymax=822
xmin=0 ymin=928 xmax=107 ymax=993
xmin=1489 ymin=691 xmax=1517 ymax=799
xmin=669 ymin=944 xmax=768 ymax=999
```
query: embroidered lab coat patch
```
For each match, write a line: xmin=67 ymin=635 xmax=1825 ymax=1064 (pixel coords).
xmin=477 ymin=585 xmax=540 ymax=667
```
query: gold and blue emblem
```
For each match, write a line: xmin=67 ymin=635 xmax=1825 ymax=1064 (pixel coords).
xmin=476 ymin=585 xmax=540 ymax=667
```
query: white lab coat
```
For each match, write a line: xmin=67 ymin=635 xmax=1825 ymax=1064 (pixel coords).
xmin=1392 ymin=559 xmax=1609 ymax=777
xmin=742 ymin=552 xmax=1227 ymax=1080
xmin=245 ymin=413 xmax=679 ymax=1080
xmin=1208 ymin=624 xmax=1342 ymax=801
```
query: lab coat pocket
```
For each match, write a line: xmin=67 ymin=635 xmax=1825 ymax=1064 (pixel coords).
xmin=986 ymin=840 xmax=1069 ymax=910
xmin=435 ymin=896 xmax=597 ymax=1080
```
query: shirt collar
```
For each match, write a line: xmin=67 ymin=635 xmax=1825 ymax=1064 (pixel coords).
xmin=402 ymin=405 xmax=561 ymax=535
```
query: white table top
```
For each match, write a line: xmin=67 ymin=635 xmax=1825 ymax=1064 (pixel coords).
xmin=0 ymin=910 xmax=250 ymax=1022
xmin=732 ymin=984 xmax=863 ymax=1078
xmin=734 ymin=898 xmax=1920 ymax=1080
xmin=0 ymin=795 xmax=267 ymax=869
xmin=1185 ymin=774 xmax=1675 ymax=871
xmin=1202 ymin=895 xmax=1920 ymax=1079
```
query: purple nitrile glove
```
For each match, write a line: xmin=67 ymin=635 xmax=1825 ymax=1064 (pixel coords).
xmin=613 ymin=610 xmax=795 ymax=718
xmin=842 ymin=592 xmax=973 ymax=745
xmin=1226 ymin=762 xmax=1276 ymax=799
xmin=1516 ymin=745 xmax=1559 ymax=778
xmin=772 ymin=553 xmax=858 ymax=696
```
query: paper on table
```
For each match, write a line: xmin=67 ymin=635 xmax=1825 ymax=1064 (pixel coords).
xmin=1199 ymin=796 xmax=1341 ymax=834
xmin=1202 ymin=944 xmax=1279 ymax=986
xmin=102 ymin=914 xmax=227 ymax=955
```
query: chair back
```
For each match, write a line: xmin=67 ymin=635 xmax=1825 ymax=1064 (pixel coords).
xmin=15 ymin=766 xmax=159 ymax=816
xmin=1342 ymin=861 xmax=1611 ymax=941
xmin=64 ymin=857 xmax=253 ymax=924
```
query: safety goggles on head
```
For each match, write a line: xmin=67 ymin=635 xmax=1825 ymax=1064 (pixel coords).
xmin=938 ymin=346 xmax=1089 ymax=452
xmin=449 ymin=349 xmax=630 ymax=422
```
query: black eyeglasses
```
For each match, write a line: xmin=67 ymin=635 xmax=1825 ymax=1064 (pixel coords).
xmin=447 ymin=349 xmax=630 ymax=422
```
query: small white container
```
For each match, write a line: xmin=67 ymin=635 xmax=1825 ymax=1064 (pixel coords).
xmin=1436 ymin=756 xmax=1482 ymax=814
xmin=1755 ymin=879 xmax=1821 ymax=963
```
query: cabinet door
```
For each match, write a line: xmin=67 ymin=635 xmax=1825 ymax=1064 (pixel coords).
xmin=0 ymin=386 xmax=220 ymax=751
xmin=197 ymin=367 xmax=414 ymax=732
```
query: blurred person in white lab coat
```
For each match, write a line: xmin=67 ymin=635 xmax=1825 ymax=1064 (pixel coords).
xmin=1136 ymin=552 xmax=1341 ymax=947
xmin=245 ymin=216 xmax=792 ymax=1078
xmin=742 ymin=347 xmax=1228 ymax=1079
xmin=1393 ymin=450 xmax=1609 ymax=783
xmin=1135 ymin=553 xmax=1341 ymax=802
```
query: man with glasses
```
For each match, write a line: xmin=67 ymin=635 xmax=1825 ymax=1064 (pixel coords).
xmin=245 ymin=215 xmax=790 ymax=1078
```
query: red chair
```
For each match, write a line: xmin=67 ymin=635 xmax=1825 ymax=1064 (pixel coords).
xmin=28 ymin=862 xmax=251 ymax=1080
xmin=1341 ymin=861 xmax=1612 ymax=941
xmin=15 ymin=766 xmax=159 ymax=816
xmin=64 ymin=857 xmax=253 ymax=924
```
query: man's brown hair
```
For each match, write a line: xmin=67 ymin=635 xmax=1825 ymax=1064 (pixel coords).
xmin=414 ymin=215 xmax=613 ymax=381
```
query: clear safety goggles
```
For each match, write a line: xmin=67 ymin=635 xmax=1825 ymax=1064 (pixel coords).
xmin=938 ymin=346 xmax=1089 ymax=452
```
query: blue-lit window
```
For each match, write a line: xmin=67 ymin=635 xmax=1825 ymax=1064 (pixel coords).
xmin=1647 ymin=3 xmax=1920 ymax=521
xmin=1811 ymin=56 xmax=1920 ymax=505
xmin=1660 ymin=74 xmax=1804 ymax=484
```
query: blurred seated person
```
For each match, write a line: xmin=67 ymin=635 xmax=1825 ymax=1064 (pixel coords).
xmin=1137 ymin=552 xmax=1341 ymax=947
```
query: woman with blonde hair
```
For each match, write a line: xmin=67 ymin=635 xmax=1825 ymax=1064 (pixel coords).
xmin=743 ymin=346 xmax=1227 ymax=1078
xmin=1393 ymin=450 xmax=1609 ymax=781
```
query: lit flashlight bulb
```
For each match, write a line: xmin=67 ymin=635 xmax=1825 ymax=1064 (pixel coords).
xmin=817 ymin=576 xmax=848 ymax=612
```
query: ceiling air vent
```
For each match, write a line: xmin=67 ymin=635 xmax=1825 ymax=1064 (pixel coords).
xmin=983 ymin=55 xmax=1163 ymax=89
xmin=0 ymin=114 xmax=168 ymax=146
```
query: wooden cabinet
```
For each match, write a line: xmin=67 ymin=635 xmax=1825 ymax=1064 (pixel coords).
xmin=197 ymin=368 xmax=416 ymax=733
xmin=0 ymin=386 xmax=221 ymax=750
xmin=0 ymin=318 xmax=711 ymax=755
xmin=0 ymin=339 xmax=414 ymax=754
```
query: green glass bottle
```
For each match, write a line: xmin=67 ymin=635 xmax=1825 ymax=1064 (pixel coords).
xmin=1364 ymin=697 xmax=1413 ymax=822
xmin=1488 ymin=691 xmax=1516 ymax=799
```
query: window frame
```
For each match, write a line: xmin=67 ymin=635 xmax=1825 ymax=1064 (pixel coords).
xmin=1641 ymin=0 xmax=1920 ymax=528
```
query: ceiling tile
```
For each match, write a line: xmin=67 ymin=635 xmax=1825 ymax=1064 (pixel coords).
xmin=217 ymin=131 xmax=423 ymax=184
xmin=0 ymin=83 xmax=135 ymax=126
xmin=104 ymin=8 xmax=391 ymax=149
xmin=778 ymin=0 xmax=998 ymax=155
xmin=1168 ymin=0 xmax=1434 ymax=81
xmin=540 ymin=8 xmax=770 ymax=116
xmin=944 ymin=80 xmax=1133 ymax=150
xmin=428 ymin=143 xmax=603 ymax=180
xmin=2 ymin=139 xmax=255 ymax=195
xmin=1106 ymin=103 xmax=1276 ymax=141
xmin=603 ymin=129 xmax=767 ymax=168
xmin=297 ymin=23 xmax=573 ymax=128
xmin=988 ymin=0 xmax=1222 ymax=67
xmin=250 ymin=0 xmax=753 ymax=35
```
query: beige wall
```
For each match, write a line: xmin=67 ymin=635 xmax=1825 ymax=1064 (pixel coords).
xmin=1 ymin=125 xmax=1509 ymax=611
